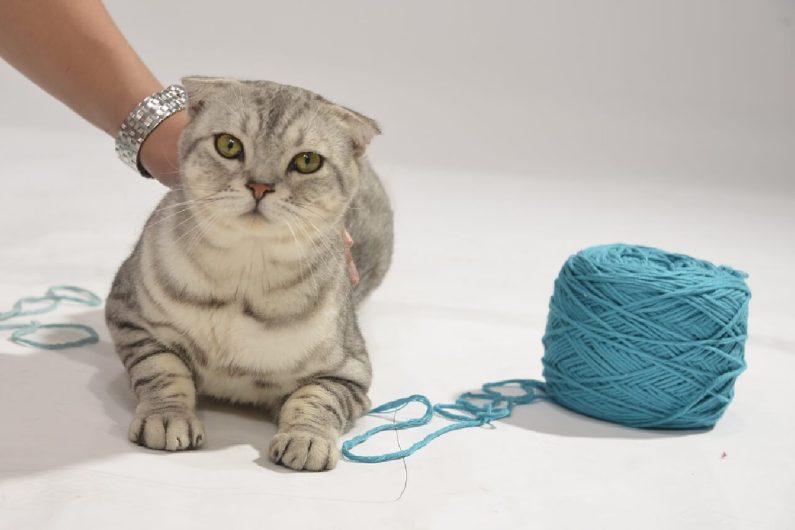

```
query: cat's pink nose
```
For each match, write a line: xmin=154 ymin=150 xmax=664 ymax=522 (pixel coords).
xmin=246 ymin=182 xmax=274 ymax=201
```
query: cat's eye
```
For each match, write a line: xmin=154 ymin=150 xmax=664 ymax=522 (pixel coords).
xmin=215 ymin=133 xmax=244 ymax=160
xmin=290 ymin=152 xmax=323 ymax=174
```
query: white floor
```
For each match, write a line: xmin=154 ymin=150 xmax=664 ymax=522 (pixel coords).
xmin=1 ymin=129 xmax=793 ymax=529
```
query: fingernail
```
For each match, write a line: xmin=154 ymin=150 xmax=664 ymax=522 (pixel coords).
xmin=343 ymin=229 xmax=354 ymax=247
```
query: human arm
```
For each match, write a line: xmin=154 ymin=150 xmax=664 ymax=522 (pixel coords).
xmin=0 ymin=0 xmax=184 ymax=186
xmin=0 ymin=0 xmax=358 ymax=279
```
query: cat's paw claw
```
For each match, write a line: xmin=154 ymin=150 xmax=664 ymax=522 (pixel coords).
xmin=129 ymin=409 xmax=205 ymax=451
xmin=269 ymin=432 xmax=339 ymax=471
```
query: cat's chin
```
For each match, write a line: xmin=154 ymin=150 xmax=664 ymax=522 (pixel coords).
xmin=241 ymin=210 xmax=267 ymax=221
xmin=233 ymin=211 xmax=294 ymax=238
xmin=237 ymin=210 xmax=273 ymax=228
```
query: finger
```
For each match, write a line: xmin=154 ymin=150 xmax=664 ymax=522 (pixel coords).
xmin=342 ymin=229 xmax=354 ymax=248
xmin=347 ymin=252 xmax=360 ymax=286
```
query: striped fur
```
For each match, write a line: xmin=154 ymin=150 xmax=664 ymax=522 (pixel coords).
xmin=105 ymin=78 xmax=393 ymax=471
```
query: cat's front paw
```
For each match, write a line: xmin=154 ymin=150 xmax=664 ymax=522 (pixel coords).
xmin=129 ymin=408 xmax=205 ymax=451
xmin=269 ymin=431 xmax=339 ymax=471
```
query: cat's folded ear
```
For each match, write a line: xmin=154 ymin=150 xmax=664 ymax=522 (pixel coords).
xmin=181 ymin=76 xmax=239 ymax=118
xmin=330 ymin=104 xmax=381 ymax=158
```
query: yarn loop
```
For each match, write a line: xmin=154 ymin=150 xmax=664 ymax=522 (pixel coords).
xmin=342 ymin=380 xmax=547 ymax=463
xmin=0 ymin=286 xmax=102 ymax=349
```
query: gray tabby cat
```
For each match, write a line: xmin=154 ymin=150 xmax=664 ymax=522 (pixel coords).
xmin=105 ymin=77 xmax=393 ymax=471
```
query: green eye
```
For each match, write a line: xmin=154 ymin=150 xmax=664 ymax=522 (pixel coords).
xmin=291 ymin=152 xmax=323 ymax=174
xmin=215 ymin=133 xmax=244 ymax=159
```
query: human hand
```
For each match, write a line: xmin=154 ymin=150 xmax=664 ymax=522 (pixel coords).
xmin=139 ymin=110 xmax=188 ymax=188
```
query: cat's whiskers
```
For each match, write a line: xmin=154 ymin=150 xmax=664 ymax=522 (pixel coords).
xmin=284 ymin=216 xmax=319 ymax=296
xmin=167 ymin=185 xmax=234 ymax=199
xmin=149 ymin=193 xmax=241 ymax=237
xmin=171 ymin=203 xmax=216 ymax=247
xmin=292 ymin=202 xmax=334 ymax=223
xmin=184 ymin=209 xmax=221 ymax=258
xmin=151 ymin=189 xmax=226 ymax=214
xmin=151 ymin=198 xmax=229 ymax=223
xmin=149 ymin=205 xmax=200 ymax=231
xmin=177 ymin=208 xmax=215 ymax=247
xmin=287 ymin=212 xmax=330 ymax=266
xmin=168 ymin=184 xmax=226 ymax=193
xmin=148 ymin=199 xmax=222 ymax=231
xmin=299 ymin=225 xmax=339 ymax=287
xmin=283 ymin=209 xmax=341 ymax=296
xmin=282 ymin=205 xmax=338 ymax=265
xmin=174 ymin=211 xmax=219 ymax=264
xmin=289 ymin=205 xmax=341 ymax=259
xmin=170 ymin=180 xmax=228 ymax=189
xmin=300 ymin=217 xmax=337 ymax=260
xmin=284 ymin=202 xmax=329 ymax=232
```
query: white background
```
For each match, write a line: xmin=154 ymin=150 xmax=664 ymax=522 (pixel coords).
xmin=1 ymin=1 xmax=793 ymax=529
xmin=2 ymin=0 xmax=794 ymax=190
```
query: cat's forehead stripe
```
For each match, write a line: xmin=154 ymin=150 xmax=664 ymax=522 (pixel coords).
xmin=242 ymin=113 xmax=254 ymax=137
xmin=266 ymin=99 xmax=313 ymax=142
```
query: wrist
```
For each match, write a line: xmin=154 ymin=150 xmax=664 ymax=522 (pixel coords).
xmin=138 ymin=109 xmax=188 ymax=188
xmin=115 ymin=85 xmax=187 ymax=187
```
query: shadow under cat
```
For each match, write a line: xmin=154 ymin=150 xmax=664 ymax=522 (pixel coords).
xmin=0 ymin=308 xmax=292 ymax=481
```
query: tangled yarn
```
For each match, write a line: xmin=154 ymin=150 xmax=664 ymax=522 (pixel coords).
xmin=343 ymin=380 xmax=548 ymax=463
xmin=542 ymin=244 xmax=750 ymax=429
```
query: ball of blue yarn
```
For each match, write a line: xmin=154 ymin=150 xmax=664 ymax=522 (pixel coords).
xmin=541 ymin=244 xmax=750 ymax=429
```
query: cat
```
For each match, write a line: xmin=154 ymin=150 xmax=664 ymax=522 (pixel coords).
xmin=105 ymin=77 xmax=394 ymax=471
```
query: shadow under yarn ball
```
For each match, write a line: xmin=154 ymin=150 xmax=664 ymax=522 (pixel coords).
xmin=541 ymin=244 xmax=750 ymax=429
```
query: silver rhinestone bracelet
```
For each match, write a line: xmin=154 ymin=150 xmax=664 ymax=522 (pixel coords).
xmin=115 ymin=84 xmax=187 ymax=178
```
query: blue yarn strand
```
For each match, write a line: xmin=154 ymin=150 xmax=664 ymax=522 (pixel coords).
xmin=0 ymin=286 xmax=102 ymax=350
xmin=342 ymin=380 xmax=547 ymax=463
